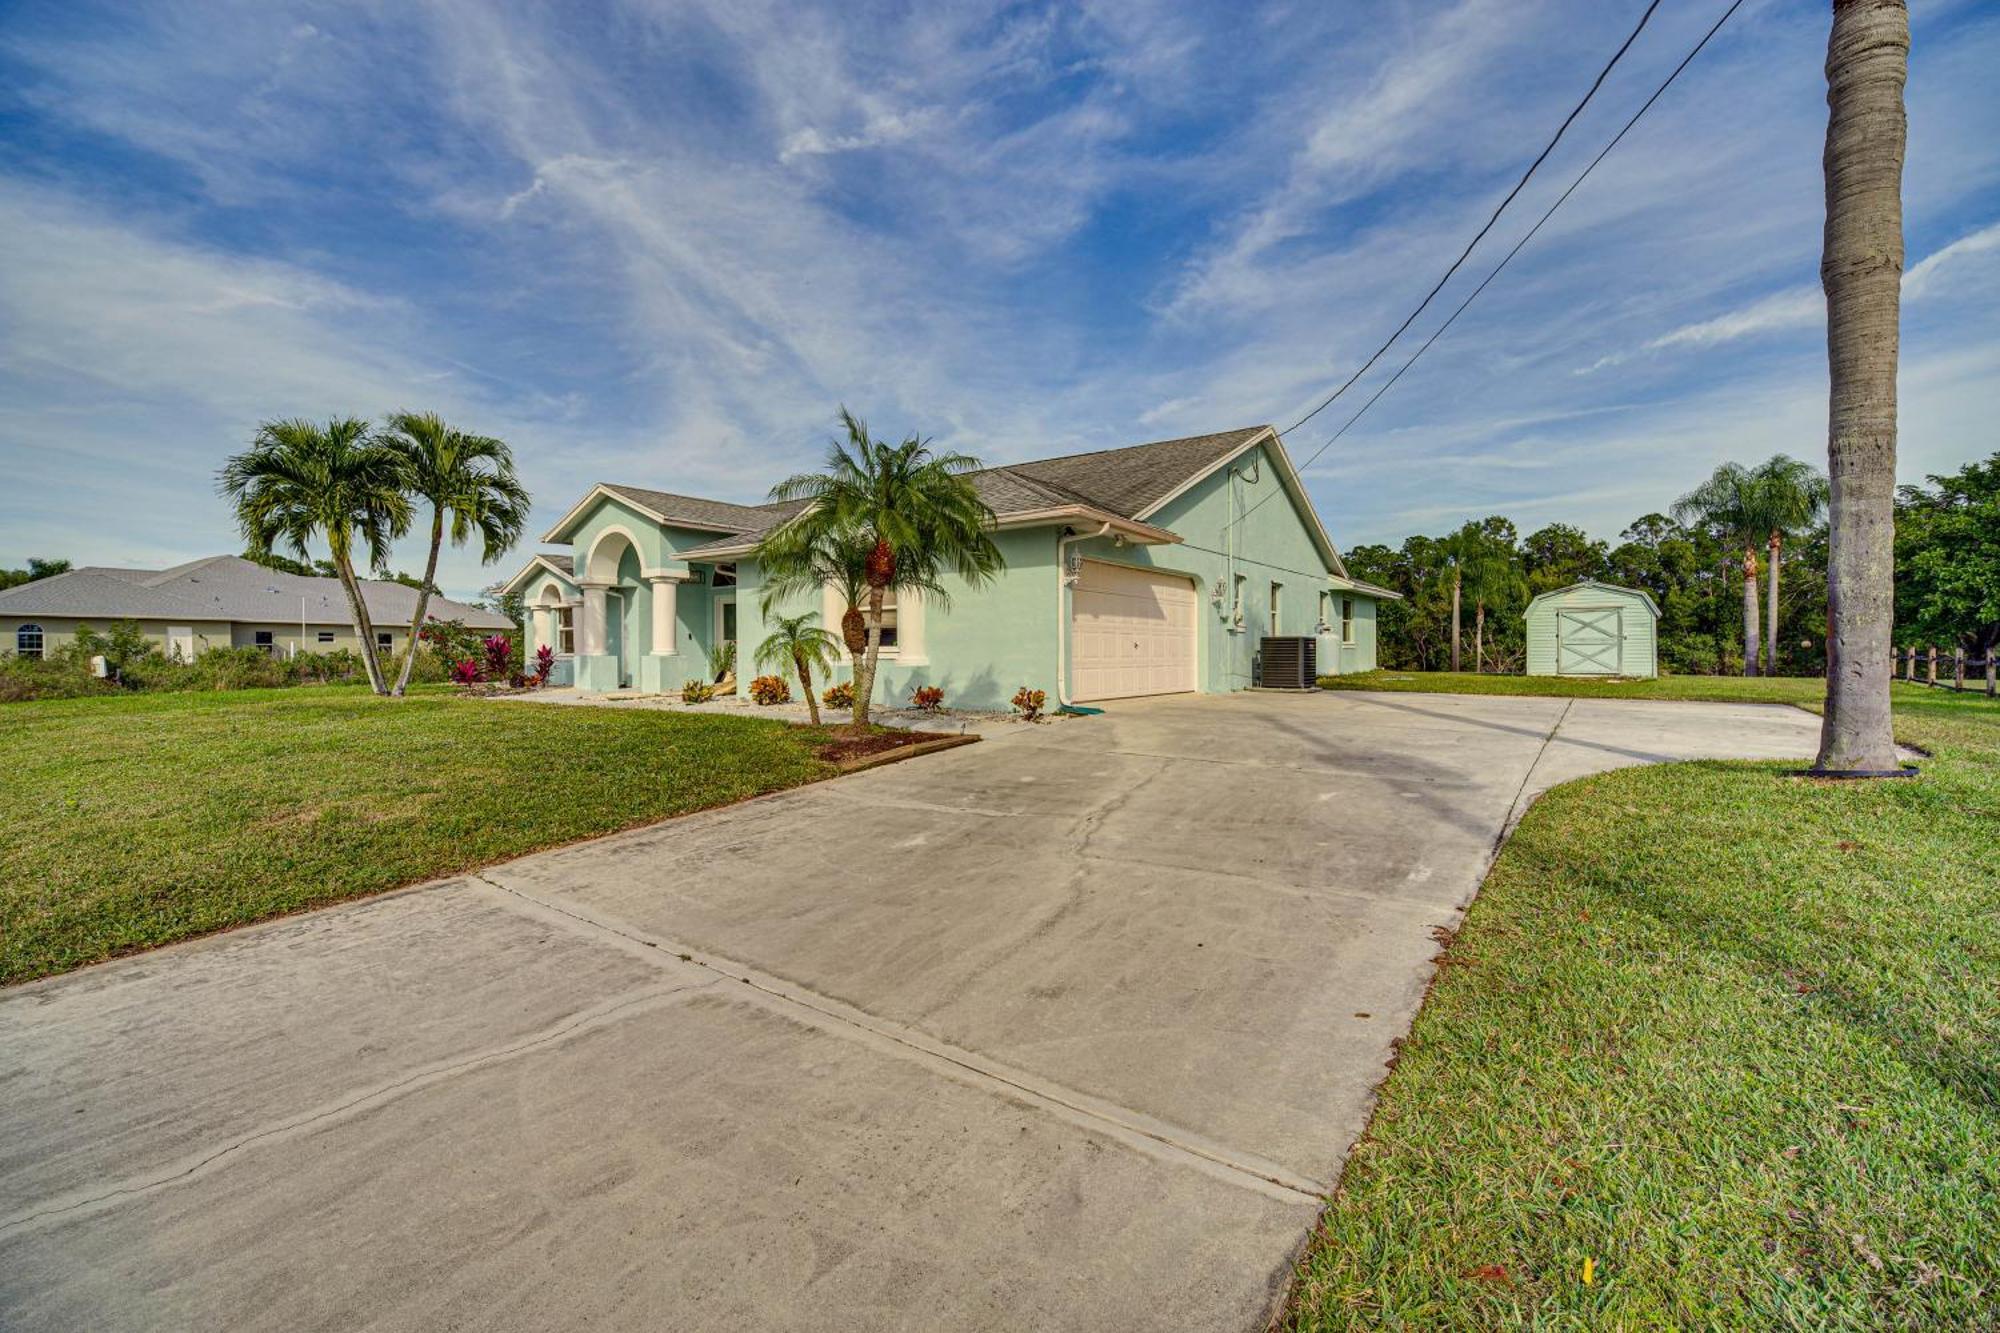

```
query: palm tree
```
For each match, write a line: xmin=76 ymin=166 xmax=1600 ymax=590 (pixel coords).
xmin=759 ymin=524 xmax=873 ymax=679
xmin=1461 ymin=547 xmax=1527 ymax=674
xmin=1748 ymin=454 xmax=1830 ymax=675
xmin=377 ymin=412 xmax=530 ymax=696
xmin=760 ymin=408 xmax=1002 ymax=727
xmin=1673 ymin=462 xmax=1781 ymax=676
xmin=219 ymin=417 xmax=411 ymax=695
xmin=754 ymin=612 xmax=841 ymax=726
xmin=1816 ymin=0 xmax=1908 ymax=773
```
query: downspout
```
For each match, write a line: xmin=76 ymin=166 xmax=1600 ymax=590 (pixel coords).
xmin=1055 ymin=520 xmax=1114 ymax=708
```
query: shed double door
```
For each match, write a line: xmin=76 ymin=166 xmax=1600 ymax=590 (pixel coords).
xmin=1556 ymin=608 xmax=1622 ymax=675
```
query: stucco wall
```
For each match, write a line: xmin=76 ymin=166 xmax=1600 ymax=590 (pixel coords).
xmin=3 ymin=617 xmax=396 ymax=659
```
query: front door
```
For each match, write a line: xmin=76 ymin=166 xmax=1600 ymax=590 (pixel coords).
xmin=1556 ymin=608 xmax=1621 ymax=675
xmin=714 ymin=594 xmax=737 ymax=687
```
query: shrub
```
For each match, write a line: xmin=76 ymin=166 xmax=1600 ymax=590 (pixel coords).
xmin=911 ymin=684 xmax=944 ymax=712
xmin=748 ymin=674 xmax=791 ymax=705
xmin=450 ymin=659 xmax=483 ymax=686
xmin=481 ymin=634 xmax=512 ymax=681
xmin=681 ymin=679 xmax=715 ymax=704
xmin=822 ymin=681 xmax=854 ymax=709
xmin=707 ymin=639 xmax=737 ymax=683
xmin=534 ymin=644 xmax=556 ymax=686
xmin=1011 ymin=687 xmax=1046 ymax=721
xmin=0 ymin=653 xmax=115 ymax=703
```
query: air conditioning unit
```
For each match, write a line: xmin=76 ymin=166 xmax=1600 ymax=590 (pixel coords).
xmin=1258 ymin=636 xmax=1317 ymax=689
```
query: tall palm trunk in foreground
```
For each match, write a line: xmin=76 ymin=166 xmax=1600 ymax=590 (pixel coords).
xmin=1816 ymin=0 xmax=1907 ymax=772
xmin=1767 ymin=532 xmax=1784 ymax=673
xmin=1450 ymin=570 xmax=1462 ymax=673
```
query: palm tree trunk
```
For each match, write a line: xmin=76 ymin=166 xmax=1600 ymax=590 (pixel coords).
xmin=797 ymin=652 xmax=820 ymax=726
xmin=1766 ymin=534 xmax=1783 ymax=677
xmin=1816 ymin=0 xmax=1907 ymax=772
xmin=852 ymin=585 xmax=884 ymax=728
xmin=329 ymin=529 xmax=389 ymax=695
xmin=1741 ymin=549 xmax=1762 ymax=677
xmin=392 ymin=508 xmax=445 ymax=697
xmin=1474 ymin=602 xmax=1485 ymax=674
xmin=1450 ymin=571 xmax=1462 ymax=673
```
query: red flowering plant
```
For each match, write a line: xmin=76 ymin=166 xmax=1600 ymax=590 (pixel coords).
xmin=450 ymin=658 xmax=483 ymax=686
xmin=481 ymin=634 xmax=512 ymax=681
xmin=534 ymin=644 xmax=555 ymax=686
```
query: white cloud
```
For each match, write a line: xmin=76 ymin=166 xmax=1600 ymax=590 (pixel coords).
xmin=1903 ymin=219 xmax=2000 ymax=297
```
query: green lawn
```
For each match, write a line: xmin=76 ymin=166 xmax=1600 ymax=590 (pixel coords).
xmin=1287 ymin=683 xmax=2000 ymax=1329
xmin=0 ymin=687 xmax=836 ymax=985
xmin=1321 ymin=668 xmax=1837 ymax=706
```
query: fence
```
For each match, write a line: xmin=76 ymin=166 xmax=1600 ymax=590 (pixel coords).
xmin=1899 ymin=645 xmax=1998 ymax=696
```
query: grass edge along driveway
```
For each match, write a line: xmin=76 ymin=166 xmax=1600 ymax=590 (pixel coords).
xmin=1285 ymin=681 xmax=1999 ymax=1329
xmin=1 ymin=687 xmax=840 ymax=985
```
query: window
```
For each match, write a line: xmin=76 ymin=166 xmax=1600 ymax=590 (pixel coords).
xmin=1341 ymin=597 xmax=1355 ymax=645
xmin=1270 ymin=582 xmax=1282 ymax=634
xmin=557 ymin=607 xmax=575 ymax=655
xmin=1318 ymin=591 xmax=1332 ymax=633
xmin=15 ymin=623 xmax=43 ymax=659
xmin=710 ymin=563 xmax=738 ymax=588
xmin=376 ymin=630 xmax=394 ymax=653
xmin=254 ymin=630 xmax=275 ymax=655
xmin=1231 ymin=574 xmax=1246 ymax=629
xmin=880 ymin=588 xmax=904 ymax=648
xmin=317 ymin=630 xmax=336 ymax=645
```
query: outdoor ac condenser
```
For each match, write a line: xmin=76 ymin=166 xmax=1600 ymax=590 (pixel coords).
xmin=1258 ymin=636 xmax=1317 ymax=690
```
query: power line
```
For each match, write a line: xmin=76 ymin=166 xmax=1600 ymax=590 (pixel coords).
xmin=1281 ymin=0 xmax=1665 ymax=437
xmin=1252 ymin=0 xmax=1747 ymax=532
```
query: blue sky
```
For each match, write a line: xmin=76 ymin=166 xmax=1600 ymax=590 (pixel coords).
xmin=2 ymin=0 xmax=1995 ymax=600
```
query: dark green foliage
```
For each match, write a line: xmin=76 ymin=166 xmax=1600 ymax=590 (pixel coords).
xmin=1894 ymin=451 xmax=2000 ymax=657
xmin=0 ymin=557 xmax=72 ymax=591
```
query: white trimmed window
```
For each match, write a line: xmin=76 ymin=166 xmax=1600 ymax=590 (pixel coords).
xmin=254 ymin=630 xmax=275 ymax=655
xmin=15 ymin=623 xmax=44 ymax=659
xmin=1341 ymin=597 xmax=1355 ymax=644
xmin=376 ymin=630 xmax=394 ymax=652
xmin=1269 ymin=581 xmax=1282 ymax=634
xmin=558 ymin=606 xmax=575 ymax=655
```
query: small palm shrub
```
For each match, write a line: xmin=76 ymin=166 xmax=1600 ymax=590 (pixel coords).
xmin=822 ymin=681 xmax=854 ymax=709
xmin=681 ymin=679 xmax=715 ymax=703
xmin=911 ymin=684 xmax=944 ymax=712
xmin=707 ymin=640 xmax=737 ymax=683
xmin=749 ymin=674 xmax=791 ymax=705
xmin=1011 ymin=686 xmax=1046 ymax=721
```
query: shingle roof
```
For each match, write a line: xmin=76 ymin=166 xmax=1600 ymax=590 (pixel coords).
xmin=1006 ymin=427 xmax=1267 ymax=519
xmin=0 ymin=556 xmax=513 ymax=628
xmin=668 ymin=427 xmax=1272 ymax=560
xmin=599 ymin=485 xmax=776 ymax=533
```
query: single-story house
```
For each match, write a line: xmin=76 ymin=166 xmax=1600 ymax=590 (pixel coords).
xmin=0 ymin=555 xmax=512 ymax=661
xmin=503 ymin=425 xmax=1397 ymax=709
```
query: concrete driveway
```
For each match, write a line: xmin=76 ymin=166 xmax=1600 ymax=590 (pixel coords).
xmin=0 ymin=690 xmax=1822 ymax=1331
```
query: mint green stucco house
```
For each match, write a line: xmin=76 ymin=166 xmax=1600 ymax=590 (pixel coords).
xmin=503 ymin=426 xmax=1396 ymax=709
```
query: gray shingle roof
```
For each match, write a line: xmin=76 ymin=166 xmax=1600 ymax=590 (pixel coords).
xmin=667 ymin=427 xmax=1271 ymax=560
xmin=0 ymin=556 xmax=513 ymax=629
xmin=600 ymin=485 xmax=777 ymax=533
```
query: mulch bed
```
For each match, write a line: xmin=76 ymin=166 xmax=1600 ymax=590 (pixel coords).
xmin=810 ymin=727 xmax=939 ymax=764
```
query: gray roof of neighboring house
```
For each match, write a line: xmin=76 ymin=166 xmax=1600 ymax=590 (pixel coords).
xmin=668 ymin=427 xmax=1271 ymax=561
xmin=0 ymin=556 xmax=514 ymax=629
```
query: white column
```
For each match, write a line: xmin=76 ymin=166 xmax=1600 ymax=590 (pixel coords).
xmin=579 ymin=582 xmax=611 ymax=656
xmin=530 ymin=606 xmax=551 ymax=653
xmin=645 ymin=574 xmax=684 ymax=655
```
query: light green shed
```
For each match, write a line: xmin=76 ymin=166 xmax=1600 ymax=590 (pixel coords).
xmin=1525 ymin=579 xmax=1659 ymax=678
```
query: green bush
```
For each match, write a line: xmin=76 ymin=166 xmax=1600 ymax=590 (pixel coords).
xmin=681 ymin=679 xmax=716 ymax=704
xmin=0 ymin=652 xmax=115 ymax=703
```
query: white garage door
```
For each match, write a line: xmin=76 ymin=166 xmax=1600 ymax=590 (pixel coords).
xmin=1070 ymin=560 xmax=1197 ymax=702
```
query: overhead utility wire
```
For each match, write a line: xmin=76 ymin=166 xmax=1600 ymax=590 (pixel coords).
xmin=1249 ymin=0 xmax=1747 ymax=529
xmin=1280 ymin=0 xmax=1665 ymax=437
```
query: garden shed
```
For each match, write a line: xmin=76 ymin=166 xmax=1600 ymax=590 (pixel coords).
xmin=1525 ymin=579 xmax=1659 ymax=678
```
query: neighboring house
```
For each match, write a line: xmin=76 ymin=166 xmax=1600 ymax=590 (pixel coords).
xmin=503 ymin=425 xmax=1398 ymax=708
xmin=0 ymin=555 xmax=512 ymax=661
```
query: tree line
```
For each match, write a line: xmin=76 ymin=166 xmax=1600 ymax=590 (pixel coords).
xmin=1347 ymin=450 xmax=1999 ymax=678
